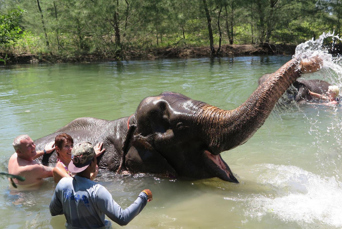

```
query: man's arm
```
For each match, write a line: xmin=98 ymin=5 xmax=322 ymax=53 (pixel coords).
xmin=21 ymin=163 xmax=53 ymax=179
xmin=95 ymin=186 xmax=150 ymax=226
xmin=33 ymin=141 xmax=55 ymax=160
xmin=90 ymin=142 xmax=105 ymax=180
xmin=37 ymin=165 xmax=53 ymax=178
xmin=49 ymin=185 xmax=64 ymax=216
xmin=13 ymin=164 xmax=53 ymax=186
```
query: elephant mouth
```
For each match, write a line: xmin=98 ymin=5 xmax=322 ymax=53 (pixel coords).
xmin=204 ymin=150 xmax=239 ymax=183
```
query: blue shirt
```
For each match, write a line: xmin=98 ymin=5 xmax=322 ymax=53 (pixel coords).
xmin=49 ymin=176 xmax=148 ymax=228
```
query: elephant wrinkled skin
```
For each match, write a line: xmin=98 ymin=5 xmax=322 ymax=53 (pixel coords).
xmin=259 ymin=73 xmax=331 ymax=104
xmin=35 ymin=56 xmax=322 ymax=183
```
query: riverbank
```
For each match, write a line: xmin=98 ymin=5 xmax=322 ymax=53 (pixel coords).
xmin=0 ymin=43 xmax=296 ymax=65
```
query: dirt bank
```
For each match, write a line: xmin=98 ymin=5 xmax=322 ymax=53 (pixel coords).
xmin=0 ymin=43 xmax=296 ymax=65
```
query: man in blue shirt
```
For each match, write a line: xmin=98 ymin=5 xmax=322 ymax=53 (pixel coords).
xmin=49 ymin=142 xmax=153 ymax=228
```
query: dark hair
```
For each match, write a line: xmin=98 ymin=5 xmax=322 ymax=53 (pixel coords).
xmin=55 ymin=133 xmax=73 ymax=150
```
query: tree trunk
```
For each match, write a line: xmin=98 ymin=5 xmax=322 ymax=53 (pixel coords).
xmin=53 ymin=1 xmax=61 ymax=50
xmin=202 ymin=0 xmax=215 ymax=57
xmin=224 ymin=6 xmax=231 ymax=44
xmin=255 ymin=0 xmax=265 ymax=43
xmin=224 ymin=4 xmax=234 ymax=45
xmin=265 ymin=0 xmax=278 ymax=43
xmin=230 ymin=2 xmax=234 ymax=44
xmin=217 ymin=6 xmax=222 ymax=54
xmin=113 ymin=0 xmax=121 ymax=46
xmin=249 ymin=4 xmax=254 ymax=44
xmin=36 ymin=0 xmax=50 ymax=48
xmin=76 ymin=19 xmax=83 ymax=50
xmin=124 ymin=0 xmax=130 ymax=31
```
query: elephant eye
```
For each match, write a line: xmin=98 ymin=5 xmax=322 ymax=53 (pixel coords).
xmin=176 ymin=122 xmax=184 ymax=130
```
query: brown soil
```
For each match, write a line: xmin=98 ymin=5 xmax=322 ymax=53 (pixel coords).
xmin=0 ymin=43 xmax=296 ymax=65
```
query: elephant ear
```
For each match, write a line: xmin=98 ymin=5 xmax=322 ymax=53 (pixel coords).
xmin=125 ymin=136 xmax=177 ymax=178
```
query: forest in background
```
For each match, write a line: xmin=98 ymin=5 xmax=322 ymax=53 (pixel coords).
xmin=0 ymin=0 xmax=341 ymax=63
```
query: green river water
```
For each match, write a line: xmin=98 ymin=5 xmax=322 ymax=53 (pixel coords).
xmin=0 ymin=51 xmax=342 ymax=228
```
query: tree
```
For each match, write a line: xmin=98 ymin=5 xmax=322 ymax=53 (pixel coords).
xmin=317 ymin=0 xmax=342 ymax=35
xmin=0 ymin=8 xmax=23 ymax=44
xmin=224 ymin=0 xmax=235 ymax=44
xmin=201 ymin=0 xmax=216 ymax=56
xmin=36 ymin=0 xmax=50 ymax=48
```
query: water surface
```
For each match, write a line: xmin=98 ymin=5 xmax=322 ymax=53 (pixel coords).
xmin=1 ymin=55 xmax=341 ymax=229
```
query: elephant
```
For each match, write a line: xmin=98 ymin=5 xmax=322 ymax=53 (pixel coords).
xmin=258 ymin=73 xmax=331 ymax=104
xmin=35 ymin=56 xmax=322 ymax=183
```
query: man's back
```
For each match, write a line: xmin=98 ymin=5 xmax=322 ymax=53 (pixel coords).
xmin=50 ymin=175 xmax=148 ymax=228
xmin=50 ymin=176 xmax=109 ymax=228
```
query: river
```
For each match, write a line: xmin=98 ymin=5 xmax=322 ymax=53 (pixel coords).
xmin=0 ymin=43 xmax=342 ymax=228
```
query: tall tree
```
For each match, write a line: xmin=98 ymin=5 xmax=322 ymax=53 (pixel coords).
xmin=224 ymin=1 xmax=234 ymax=44
xmin=36 ymin=0 xmax=50 ymax=48
xmin=52 ymin=1 xmax=61 ymax=50
xmin=201 ymin=0 xmax=215 ymax=56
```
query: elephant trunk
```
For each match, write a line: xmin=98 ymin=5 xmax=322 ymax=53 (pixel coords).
xmin=196 ymin=57 xmax=318 ymax=154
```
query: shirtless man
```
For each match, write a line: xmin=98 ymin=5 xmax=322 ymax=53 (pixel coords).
xmin=8 ymin=134 xmax=55 ymax=190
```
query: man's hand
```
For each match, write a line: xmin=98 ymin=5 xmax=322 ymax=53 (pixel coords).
xmin=44 ymin=141 xmax=55 ymax=154
xmin=142 ymin=189 xmax=153 ymax=202
xmin=94 ymin=142 xmax=105 ymax=157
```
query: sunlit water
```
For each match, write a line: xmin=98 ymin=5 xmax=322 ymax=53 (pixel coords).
xmin=1 ymin=34 xmax=342 ymax=228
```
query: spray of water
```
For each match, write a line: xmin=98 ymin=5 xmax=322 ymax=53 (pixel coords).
xmin=246 ymin=164 xmax=342 ymax=228
xmin=271 ymin=32 xmax=341 ymax=113
xmin=295 ymin=33 xmax=342 ymax=178
xmin=240 ymin=33 xmax=342 ymax=228
xmin=294 ymin=32 xmax=342 ymax=86
xmin=275 ymin=33 xmax=342 ymax=172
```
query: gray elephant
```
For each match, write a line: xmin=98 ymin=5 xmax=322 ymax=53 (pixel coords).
xmin=258 ymin=73 xmax=331 ymax=103
xmin=35 ymin=56 xmax=322 ymax=183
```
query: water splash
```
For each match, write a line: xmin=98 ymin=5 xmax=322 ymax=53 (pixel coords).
xmin=296 ymin=33 xmax=342 ymax=178
xmin=294 ymin=32 xmax=342 ymax=87
xmin=243 ymin=164 xmax=342 ymax=228
xmin=274 ymin=33 xmax=342 ymax=179
xmin=272 ymin=33 xmax=342 ymax=113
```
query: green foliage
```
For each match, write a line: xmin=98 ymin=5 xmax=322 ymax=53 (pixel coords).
xmin=12 ymin=31 xmax=47 ymax=54
xmin=0 ymin=0 xmax=341 ymax=59
xmin=0 ymin=8 xmax=24 ymax=45
xmin=0 ymin=54 xmax=7 ymax=64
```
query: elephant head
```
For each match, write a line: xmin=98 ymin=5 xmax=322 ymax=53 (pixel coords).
xmin=121 ymin=56 xmax=322 ymax=183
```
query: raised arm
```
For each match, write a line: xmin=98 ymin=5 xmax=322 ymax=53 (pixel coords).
xmin=33 ymin=141 xmax=55 ymax=160
xmin=96 ymin=187 xmax=152 ymax=226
